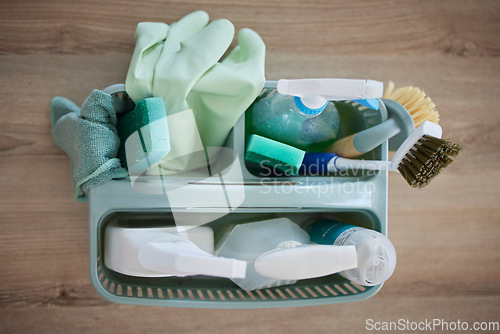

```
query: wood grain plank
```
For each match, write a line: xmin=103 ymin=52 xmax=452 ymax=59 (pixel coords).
xmin=0 ymin=0 xmax=499 ymax=56
xmin=1 ymin=0 xmax=499 ymax=331
xmin=0 ymin=295 xmax=499 ymax=334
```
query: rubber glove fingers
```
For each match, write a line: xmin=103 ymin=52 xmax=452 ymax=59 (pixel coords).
xmin=233 ymin=28 xmax=266 ymax=75
xmin=126 ymin=12 xmax=209 ymax=103
xmin=186 ymin=28 xmax=265 ymax=148
xmin=162 ymin=10 xmax=209 ymax=53
xmin=193 ymin=28 xmax=265 ymax=96
xmin=153 ymin=18 xmax=235 ymax=115
xmin=126 ymin=22 xmax=169 ymax=103
xmin=227 ymin=28 xmax=266 ymax=66
xmin=178 ymin=18 xmax=234 ymax=61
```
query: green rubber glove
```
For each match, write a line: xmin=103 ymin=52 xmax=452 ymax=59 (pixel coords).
xmin=186 ymin=27 xmax=266 ymax=149
xmin=125 ymin=11 xmax=266 ymax=175
xmin=125 ymin=22 xmax=169 ymax=103
xmin=152 ymin=28 xmax=266 ymax=175
xmin=151 ymin=12 xmax=236 ymax=174
xmin=152 ymin=11 xmax=234 ymax=114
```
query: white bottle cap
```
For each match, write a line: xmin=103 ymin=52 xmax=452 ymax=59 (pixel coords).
xmin=254 ymin=245 xmax=357 ymax=280
xmin=277 ymin=78 xmax=384 ymax=109
xmin=341 ymin=230 xmax=397 ymax=286
xmin=138 ymin=241 xmax=247 ymax=279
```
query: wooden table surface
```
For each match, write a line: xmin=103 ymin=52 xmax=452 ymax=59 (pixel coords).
xmin=1 ymin=1 xmax=499 ymax=333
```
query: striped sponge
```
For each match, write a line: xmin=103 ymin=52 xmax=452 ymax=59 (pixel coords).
xmin=245 ymin=135 xmax=305 ymax=176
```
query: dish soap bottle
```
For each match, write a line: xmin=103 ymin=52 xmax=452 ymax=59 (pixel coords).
xmin=247 ymin=78 xmax=383 ymax=152
xmin=307 ymin=219 xmax=397 ymax=286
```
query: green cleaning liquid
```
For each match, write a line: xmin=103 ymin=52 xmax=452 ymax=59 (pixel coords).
xmin=246 ymin=91 xmax=341 ymax=152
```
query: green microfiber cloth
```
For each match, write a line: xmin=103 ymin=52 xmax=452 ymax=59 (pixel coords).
xmin=51 ymin=90 xmax=130 ymax=201
xmin=116 ymin=97 xmax=170 ymax=174
xmin=245 ymin=135 xmax=305 ymax=176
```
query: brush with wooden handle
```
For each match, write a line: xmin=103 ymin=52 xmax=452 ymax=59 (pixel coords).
xmin=325 ymin=82 xmax=440 ymax=158
xmin=302 ymin=121 xmax=462 ymax=188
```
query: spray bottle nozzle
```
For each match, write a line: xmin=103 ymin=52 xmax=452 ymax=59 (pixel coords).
xmin=277 ymin=78 xmax=384 ymax=111
xmin=254 ymin=244 xmax=357 ymax=280
xmin=138 ymin=241 xmax=247 ymax=279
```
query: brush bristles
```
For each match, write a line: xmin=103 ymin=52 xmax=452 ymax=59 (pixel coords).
xmin=383 ymin=81 xmax=440 ymax=128
xmin=397 ymin=135 xmax=463 ymax=188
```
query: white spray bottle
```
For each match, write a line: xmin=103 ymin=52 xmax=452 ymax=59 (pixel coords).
xmin=308 ymin=219 xmax=397 ymax=286
xmin=104 ymin=224 xmax=246 ymax=279
xmin=215 ymin=218 xmax=357 ymax=291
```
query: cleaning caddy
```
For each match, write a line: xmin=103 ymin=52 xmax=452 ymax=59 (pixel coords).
xmin=51 ymin=11 xmax=462 ymax=308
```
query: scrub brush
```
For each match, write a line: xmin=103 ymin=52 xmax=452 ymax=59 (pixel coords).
xmin=383 ymin=81 xmax=439 ymax=127
xmin=326 ymin=82 xmax=440 ymax=158
xmin=301 ymin=121 xmax=462 ymax=188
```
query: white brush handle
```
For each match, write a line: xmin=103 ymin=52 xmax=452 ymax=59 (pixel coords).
xmin=391 ymin=121 xmax=442 ymax=168
xmin=326 ymin=121 xmax=442 ymax=172
xmin=301 ymin=152 xmax=393 ymax=174
xmin=302 ymin=122 xmax=443 ymax=175
xmin=327 ymin=156 xmax=393 ymax=172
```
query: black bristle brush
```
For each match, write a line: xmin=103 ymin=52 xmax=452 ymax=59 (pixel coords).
xmin=300 ymin=121 xmax=462 ymax=188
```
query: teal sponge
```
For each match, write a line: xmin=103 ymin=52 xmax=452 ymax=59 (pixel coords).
xmin=117 ymin=97 xmax=170 ymax=173
xmin=245 ymin=135 xmax=305 ymax=176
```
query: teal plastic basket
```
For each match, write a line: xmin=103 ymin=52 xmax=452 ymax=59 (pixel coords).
xmin=88 ymin=82 xmax=389 ymax=308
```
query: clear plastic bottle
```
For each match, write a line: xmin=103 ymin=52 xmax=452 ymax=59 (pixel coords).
xmin=246 ymin=78 xmax=384 ymax=152
xmin=247 ymin=91 xmax=341 ymax=152
xmin=215 ymin=218 xmax=357 ymax=291
xmin=307 ymin=219 xmax=397 ymax=286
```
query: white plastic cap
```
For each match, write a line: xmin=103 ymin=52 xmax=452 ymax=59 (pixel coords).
xmin=254 ymin=245 xmax=357 ymax=280
xmin=277 ymin=78 xmax=384 ymax=109
xmin=391 ymin=121 xmax=443 ymax=169
xmin=341 ymin=229 xmax=397 ymax=286
xmin=138 ymin=241 xmax=247 ymax=279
